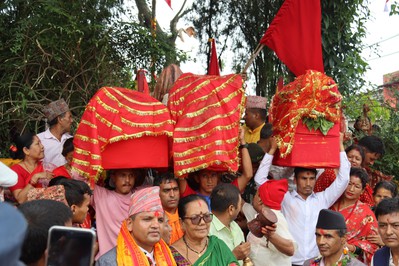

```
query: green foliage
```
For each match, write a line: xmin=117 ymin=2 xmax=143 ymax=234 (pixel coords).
xmin=189 ymin=0 xmax=371 ymax=97
xmin=0 ymin=0 xmax=179 ymax=154
xmin=343 ymin=89 xmax=399 ymax=178
xmin=321 ymin=1 xmax=370 ymax=94
xmin=373 ymin=106 xmax=399 ymax=178
xmin=303 ymin=117 xmax=335 ymax=135
xmin=342 ymin=90 xmax=390 ymax=122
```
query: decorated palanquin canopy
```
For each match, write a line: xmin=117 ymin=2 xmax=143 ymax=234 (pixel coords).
xmin=71 ymin=87 xmax=173 ymax=181
xmin=269 ymin=70 xmax=342 ymax=168
xmin=168 ymin=73 xmax=245 ymax=177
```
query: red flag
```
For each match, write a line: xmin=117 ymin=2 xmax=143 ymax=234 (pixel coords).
xmin=136 ymin=69 xmax=150 ymax=94
xmin=165 ymin=0 xmax=172 ymax=9
xmin=208 ymin=38 xmax=220 ymax=76
xmin=260 ymin=0 xmax=324 ymax=76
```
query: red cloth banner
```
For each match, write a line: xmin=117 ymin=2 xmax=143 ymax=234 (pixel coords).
xmin=165 ymin=0 xmax=172 ymax=8
xmin=168 ymin=73 xmax=245 ymax=177
xmin=72 ymin=87 xmax=173 ymax=180
xmin=208 ymin=39 xmax=220 ymax=76
xmin=260 ymin=0 xmax=324 ymax=76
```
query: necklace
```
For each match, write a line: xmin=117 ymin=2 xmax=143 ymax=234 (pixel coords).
xmin=183 ymin=236 xmax=208 ymax=258
xmin=22 ymin=161 xmax=35 ymax=174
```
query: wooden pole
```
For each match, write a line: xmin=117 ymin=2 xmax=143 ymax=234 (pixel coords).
xmin=150 ymin=0 xmax=157 ymax=86
xmin=241 ymin=44 xmax=265 ymax=74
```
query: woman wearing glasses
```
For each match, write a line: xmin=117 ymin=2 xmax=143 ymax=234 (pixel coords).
xmin=170 ymin=194 xmax=239 ymax=266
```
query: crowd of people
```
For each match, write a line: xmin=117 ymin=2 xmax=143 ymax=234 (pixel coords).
xmin=0 ymin=85 xmax=397 ymax=266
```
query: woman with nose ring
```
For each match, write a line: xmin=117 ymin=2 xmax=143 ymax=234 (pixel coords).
xmin=170 ymin=194 xmax=239 ymax=265
xmin=330 ymin=167 xmax=379 ymax=265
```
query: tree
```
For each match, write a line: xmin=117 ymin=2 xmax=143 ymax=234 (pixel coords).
xmin=134 ymin=0 xmax=190 ymax=66
xmin=189 ymin=0 xmax=371 ymax=97
xmin=0 ymin=0 xmax=178 ymax=151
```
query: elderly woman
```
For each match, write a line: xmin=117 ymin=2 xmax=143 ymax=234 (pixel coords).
xmin=170 ymin=194 xmax=238 ymax=266
xmin=330 ymin=167 xmax=378 ymax=264
xmin=9 ymin=132 xmax=53 ymax=203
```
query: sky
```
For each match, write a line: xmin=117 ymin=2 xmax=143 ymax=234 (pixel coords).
xmin=362 ymin=0 xmax=399 ymax=87
xmin=154 ymin=0 xmax=399 ymax=89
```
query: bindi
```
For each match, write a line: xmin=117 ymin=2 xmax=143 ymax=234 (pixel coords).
xmin=197 ymin=200 xmax=202 ymax=207
xmin=319 ymin=229 xmax=326 ymax=235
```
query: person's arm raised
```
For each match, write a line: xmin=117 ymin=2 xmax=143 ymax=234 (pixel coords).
xmin=254 ymin=137 xmax=277 ymax=187
xmin=237 ymin=127 xmax=253 ymax=192
xmin=322 ymin=133 xmax=350 ymax=206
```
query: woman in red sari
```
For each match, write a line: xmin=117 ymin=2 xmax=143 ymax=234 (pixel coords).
xmin=314 ymin=144 xmax=375 ymax=206
xmin=330 ymin=167 xmax=378 ymax=265
xmin=9 ymin=132 xmax=53 ymax=204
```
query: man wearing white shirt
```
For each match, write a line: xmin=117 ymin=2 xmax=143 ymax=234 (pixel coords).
xmin=38 ymin=99 xmax=73 ymax=167
xmin=254 ymin=137 xmax=350 ymax=265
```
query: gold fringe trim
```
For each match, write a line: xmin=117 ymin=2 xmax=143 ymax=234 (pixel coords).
xmin=174 ymin=149 xmax=237 ymax=166
xmin=174 ymin=137 xmax=237 ymax=158
xmin=181 ymin=75 xmax=240 ymax=115
xmin=120 ymin=117 xmax=174 ymax=128
xmin=174 ymin=105 xmax=241 ymax=132
xmin=174 ymin=123 xmax=239 ymax=143
xmin=107 ymin=131 xmax=172 ymax=144
xmin=184 ymin=89 xmax=242 ymax=118
xmin=168 ymin=75 xmax=221 ymax=102
xmin=104 ymin=89 xmax=168 ymax=116
xmin=74 ymin=147 xmax=90 ymax=156
xmin=169 ymin=80 xmax=212 ymax=107
xmin=75 ymin=134 xmax=99 ymax=144
xmin=80 ymin=119 xmax=97 ymax=129
xmin=175 ymin=158 xmax=238 ymax=177
xmin=86 ymin=106 xmax=123 ymax=133
xmin=95 ymin=96 xmax=119 ymax=113
xmin=169 ymin=75 xmax=239 ymax=117
xmin=107 ymin=87 xmax=165 ymax=108
xmin=73 ymin=158 xmax=91 ymax=167
xmin=98 ymin=135 xmax=108 ymax=144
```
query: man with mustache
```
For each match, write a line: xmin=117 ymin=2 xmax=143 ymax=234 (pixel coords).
xmin=254 ymin=136 xmax=350 ymax=265
xmin=93 ymin=168 xmax=145 ymax=259
xmin=154 ymin=172 xmax=184 ymax=245
xmin=303 ymin=209 xmax=365 ymax=266
xmin=96 ymin=186 xmax=176 ymax=266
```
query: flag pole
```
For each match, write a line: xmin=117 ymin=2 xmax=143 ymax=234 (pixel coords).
xmin=241 ymin=44 xmax=265 ymax=74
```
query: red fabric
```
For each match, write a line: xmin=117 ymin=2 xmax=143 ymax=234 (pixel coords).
xmin=331 ymin=201 xmax=378 ymax=264
xmin=359 ymin=185 xmax=375 ymax=207
xmin=270 ymin=70 xmax=342 ymax=168
xmin=136 ymin=69 xmax=150 ymax=94
xmin=72 ymin=87 xmax=173 ymax=181
xmin=9 ymin=162 xmax=45 ymax=192
xmin=314 ymin=169 xmax=336 ymax=193
xmin=168 ymin=73 xmax=245 ymax=177
xmin=208 ymin=39 xmax=220 ymax=76
xmin=79 ymin=213 xmax=92 ymax=229
xmin=165 ymin=0 xmax=172 ymax=8
xmin=366 ymin=167 xmax=394 ymax=189
xmin=260 ymin=0 xmax=324 ymax=76
xmin=258 ymin=179 xmax=288 ymax=210
xmin=52 ymin=165 xmax=72 ymax=178
xmin=272 ymin=120 xmax=340 ymax=168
